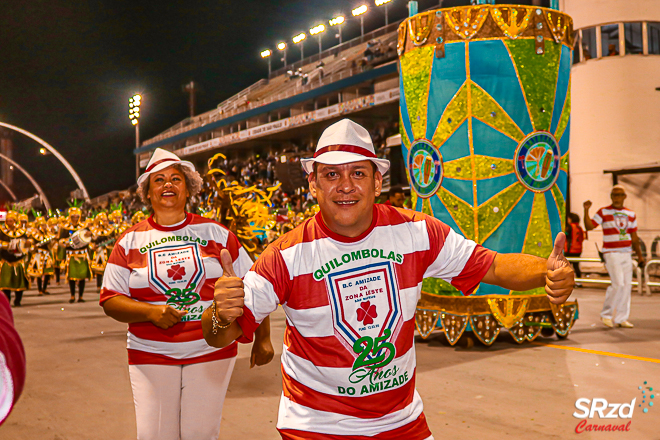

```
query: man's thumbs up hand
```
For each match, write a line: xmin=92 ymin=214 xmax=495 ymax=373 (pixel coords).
xmin=547 ymin=232 xmax=569 ymax=271
xmin=220 ymin=248 xmax=237 ymax=277
xmin=545 ymin=232 xmax=575 ymax=305
xmin=213 ymin=249 xmax=245 ymax=326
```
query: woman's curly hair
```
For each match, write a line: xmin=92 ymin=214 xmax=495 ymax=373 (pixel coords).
xmin=137 ymin=164 xmax=203 ymax=211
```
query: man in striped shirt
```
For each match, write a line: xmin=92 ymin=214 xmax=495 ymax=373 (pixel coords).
xmin=584 ymin=185 xmax=645 ymax=329
xmin=203 ymin=119 xmax=575 ymax=439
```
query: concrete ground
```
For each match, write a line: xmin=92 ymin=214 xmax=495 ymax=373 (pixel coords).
xmin=1 ymin=284 xmax=659 ymax=440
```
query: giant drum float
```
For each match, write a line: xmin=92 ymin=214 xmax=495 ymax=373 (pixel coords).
xmin=398 ymin=5 xmax=578 ymax=345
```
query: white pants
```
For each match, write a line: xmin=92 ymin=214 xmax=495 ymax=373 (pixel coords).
xmin=128 ymin=357 xmax=236 ymax=440
xmin=601 ymin=252 xmax=633 ymax=324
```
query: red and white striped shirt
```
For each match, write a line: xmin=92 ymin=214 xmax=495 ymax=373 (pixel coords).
xmin=236 ymin=204 xmax=496 ymax=439
xmin=100 ymin=213 xmax=252 ymax=365
xmin=0 ymin=293 xmax=25 ymax=426
xmin=592 ymin=206 xmax=637 ymax=253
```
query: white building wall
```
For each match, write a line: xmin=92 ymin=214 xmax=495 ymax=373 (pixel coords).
xmin=562 ymin=0 xmax=660 ymax=29
xmin=561 ymin=0 xmax=660 ymax=258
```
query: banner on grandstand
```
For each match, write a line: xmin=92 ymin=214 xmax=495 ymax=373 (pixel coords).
xmin=173 ymin=87 xmax=399 ymax=158
xmin=314 ymin=104 xmax=340 ymax=120
xmin=374 ymin=88 xmax=399 ymax=105
xmin=248 ymin=118 xmax=290 ymax=137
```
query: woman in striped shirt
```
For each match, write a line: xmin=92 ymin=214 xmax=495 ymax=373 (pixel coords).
xmin=101 ymin=148 xmax=273 ymax=440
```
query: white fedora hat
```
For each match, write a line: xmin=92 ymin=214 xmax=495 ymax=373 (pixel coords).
xmin=137 ymin=148 xmax=196 ymax=186
xmin=301 ymin=119 xmax=390 ymax=175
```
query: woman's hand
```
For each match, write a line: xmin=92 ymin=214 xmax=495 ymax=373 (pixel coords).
xmin=250 ymin=337 xmax=274 ymax=368
xmin=148 ymin=305 xmax=187 ymax=329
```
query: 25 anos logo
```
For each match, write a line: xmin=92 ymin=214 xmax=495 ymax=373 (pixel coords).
xmin=573 ymin=398 xmax=636 ymax=433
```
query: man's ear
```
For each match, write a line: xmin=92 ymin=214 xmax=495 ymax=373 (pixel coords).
xmin=374 ymin=170 xmax=383 ymax=197
xmin=308 ymin=173 xmax=317 ymax=198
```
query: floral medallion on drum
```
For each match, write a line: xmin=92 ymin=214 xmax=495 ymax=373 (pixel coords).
xmin=407 ymin=139 xmax=443 ymax=198
xmin=514 ymin=131 xmax=560 ymax=193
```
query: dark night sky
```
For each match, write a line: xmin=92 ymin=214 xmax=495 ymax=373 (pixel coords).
xmin=0 ymin=0 xmax=530 ymax=208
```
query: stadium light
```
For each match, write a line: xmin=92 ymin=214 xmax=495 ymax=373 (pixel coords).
xmin=292 ymin=32 xmax=306 ymax=44
xmin=261 ymin=49 xmax=272 ymax=75
xmin=293 ymin=32 xmax=306 ymax=60
xmin=375 ymin=0 xmax=393 ymax=25
xmin=310 ymin=24 xmax=325 ymax=35
xmin=129 ymin=93 xmax=141 ymax=179
xmin=352 ymin=5 xmax=368 ymax=36
xmin=129 ymin=94 xmax=141 ymax=126
xmin=310 ymin=24 xmax=326 ymax=54
xmin=277 ymin=42 xmax=287 ymax=67
xmin=329 ymin=16 xmax=345 ymax=26
xmin=329 ymin=15 xmax=346 ymax=44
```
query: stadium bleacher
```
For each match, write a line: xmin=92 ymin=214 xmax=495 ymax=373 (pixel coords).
xmin=141 ymin=24 xmax=399 ymax=150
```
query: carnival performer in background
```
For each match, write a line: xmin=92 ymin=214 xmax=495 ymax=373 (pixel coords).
xmin=384 ymin=184 xmax=405 ymax=208
xmin=18 ymin=211 xmax=28 ymax=231
xmin=0 ymin=210 xmax=29 ymax=307
xmin=584 ymin=185 xmax=645 ymax=329
xmin=90 ymin=212 xmax=115 ymax=289
xmin=108 ymin=203 xmax=130 ymax=236
xmin=203 ymin=119 xmax=575 ymax=440
xmin=18 ymin=210 xmax=32 ymax=289
xmin=100 ymin=148 xmax=274 ymax=440
xmin=47 ymin=214 xmax=62 ymax=285
xmin=58 ymin=202 xmax=91 ymax=303
xmin=26 ymin=214 xmax=56 ymax=296
xmin=131 ymin=210 xmax=146 ymax=226
xmin=565 ymin=212 xmax=585 ymax=281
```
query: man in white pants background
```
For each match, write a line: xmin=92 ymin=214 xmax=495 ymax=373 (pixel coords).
xmin=584 ymin=185 xmax=645 ymax=328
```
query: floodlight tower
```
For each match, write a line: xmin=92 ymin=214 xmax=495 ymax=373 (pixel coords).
xmin=261 ymin=49 xmax=272 ymax=75
xmin=310 ymin=24 xmax=326 ymax=54
xmin=293 ymin=32 xmax=306 ymax=61
xmin=352 ymin=5 xmax=368 ymax=36
xmin=277 ymin=42 xmax=287 ymax=68
xmin=375 ymin=0 xmax=393 ymax=26
xmin=129 ymin=94 xmax=141 ymax=179
xmin=329 ymin=15 xmax=345 ymax=44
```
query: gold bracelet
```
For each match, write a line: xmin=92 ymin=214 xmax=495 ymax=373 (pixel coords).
xmin=211 ymin=301 xmax=232 ymax=335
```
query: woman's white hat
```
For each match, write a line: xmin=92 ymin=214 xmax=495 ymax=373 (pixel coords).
xmin=137 ymin=148 xmax=196 ymax=186
xmin=300 ymin=119 xmax=390 ymax=175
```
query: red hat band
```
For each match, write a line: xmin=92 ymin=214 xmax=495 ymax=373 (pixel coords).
xmin=313 ymin=144 xmax=376 ymax=159
xmin=146 ymin=158 xmax=178 ymax=172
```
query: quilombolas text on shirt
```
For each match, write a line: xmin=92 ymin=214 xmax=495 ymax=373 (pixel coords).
xmin=313 ymin=248 xmax=404 ymax=280
xmin=138 ymin=234 xmax=208 ymax=253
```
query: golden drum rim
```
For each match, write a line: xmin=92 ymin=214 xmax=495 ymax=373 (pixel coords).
xmin=398 ymin=5 xmax=574 ymax=57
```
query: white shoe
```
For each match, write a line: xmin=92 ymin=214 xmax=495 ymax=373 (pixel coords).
xmin=616 ymin=321 xmax=634 ymax=328
xmin=601 ymin=317 xmax=614 ymax=328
